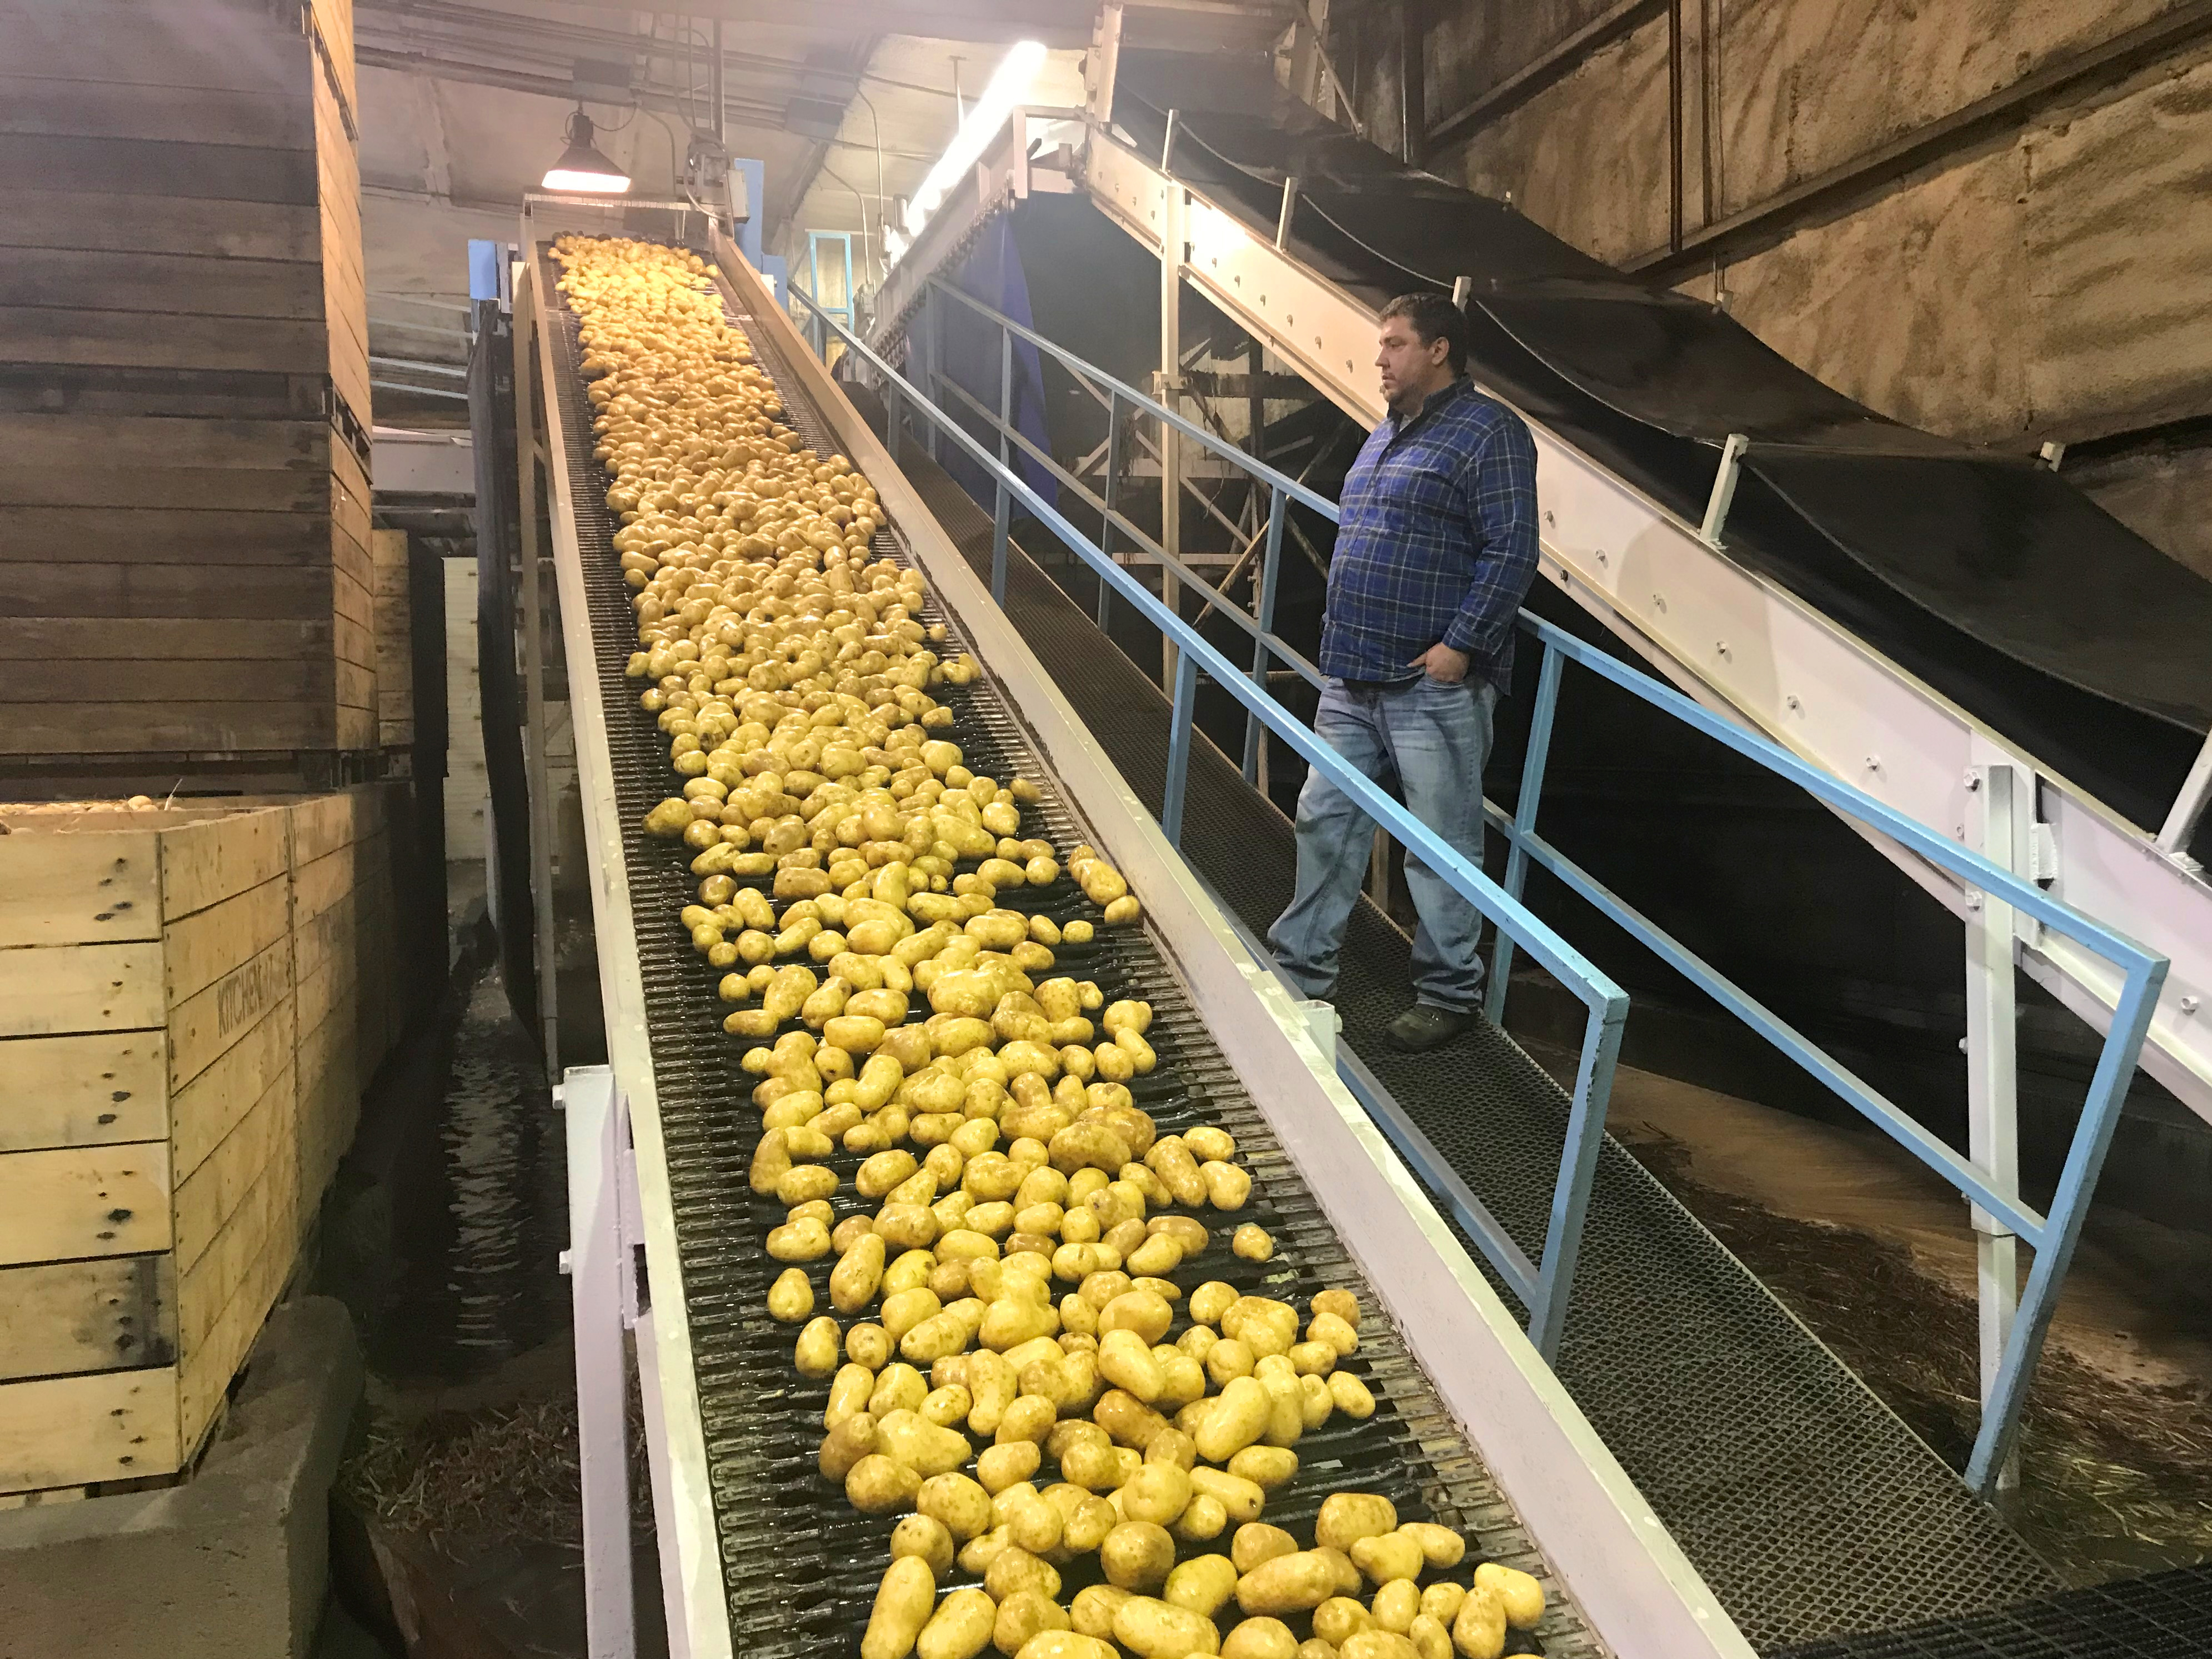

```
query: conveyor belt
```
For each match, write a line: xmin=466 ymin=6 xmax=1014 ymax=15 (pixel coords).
xmin=866 ymin=417 xmax=2073 ymax=1652
xmin=534 ymin=244 xmax=1601 ymax=1659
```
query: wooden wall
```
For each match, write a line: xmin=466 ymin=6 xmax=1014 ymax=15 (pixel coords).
xmin=0 ymin=0 xmax=371 ymax=771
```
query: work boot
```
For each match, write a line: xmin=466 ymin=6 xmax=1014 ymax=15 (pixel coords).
xmin=1387 ymin=1001 xmax=1477 ymax=1052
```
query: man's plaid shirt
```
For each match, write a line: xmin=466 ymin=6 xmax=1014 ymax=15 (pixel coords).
xmin=1319 ymin=377 xmax=1540 ymax=696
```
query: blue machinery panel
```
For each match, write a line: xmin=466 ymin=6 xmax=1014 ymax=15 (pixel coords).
xmin=783 ymin=281 xmax=2168 ymax=1499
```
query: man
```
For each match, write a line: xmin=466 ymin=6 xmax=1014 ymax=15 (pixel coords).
xmin=1268 ymin=291 xmax=1540 ymax=1052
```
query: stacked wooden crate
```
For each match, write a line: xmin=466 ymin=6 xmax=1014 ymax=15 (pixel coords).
xmin=0 ymin=0 xmax=372 ymax=776
xmin=372 ymin=529 xmax=415 ymax=751
xmin=0 ymin=788 xmax=411 ymax=1495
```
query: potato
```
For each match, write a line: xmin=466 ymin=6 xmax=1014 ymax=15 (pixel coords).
xmin=1350 ymin=1534 xmax=1424 ymax=1587
xmin=1112 ymin=1597 xmax=1220 ymax=1659
xmin=864 ymin=1555 xmax=937 ymax=1659
xmin=1234 ymin=1552 xmax=1338 ymax=1616
xmin=1163 ymin=1554 xmax=1239 ymax=1618
xmin=1395 ymin=1524 xmax=1463 ymax=1571
xmin=1146 ymin=1427 xmax=1197 ymax=1470
xmin=1007 ymin=1491 xmax=1067 ymax=1556
xmin=919 ymin=1588 xmax=999 ymax=1659
xmin=1368 ymin=1582 xmax=1419 ymax=1641
xmin=1095 ymin=1387 xmax=1171 ymax=1451
xmin=1231 ymin=1225 xmax=1274 ymax=1262
xmin=1418 ymin=1585 xmax=1465 ymax=1627
xmin=1315 ymin=1493 xmax=1397 ymax=1555
xmin=1100 ymin=1520 xmax=1175 ymax=1591
xmin=1098 ymin=1290 xmax=1173 ymax=1345
xmin=1232 ymin=1524 xmax=1298 ymax=1575
xmin=790 ymin=1315 xmax=839 ymax=1378
xmin=1327 ymin=1371 xmax=1376 ymax=1420
xmin=1294 ymin=1644 xmax=1335 ymax=1659
xmin=849 ymin=1322 xmax=893 ymax=1370
xmin=995 ymin=1591 xmax=1070 ymax=1657
xmin=872 ymin=1363 xmax=930 ymax=1418
xmin=1471 ymin=1565 xmax=1543 ymax=1631
xmin=1184 ymin=1127 xmax=1235 ymax=1163
xmin=1097 ymin=1327 xmax=1168 ymax=1404
xmin=1308 ymin=1311 xmax=1359 ymax=1356
xmin=903 ymin=1311 xmax=972 ymax=1364
xmin=892 ymin=1512 xmax=956 ymax=1576
xmin=1227 ymin=1446 xmax=1297 ymax=1491
xmin=978 ymin=1439 xmax=1042 ymax=1495
xmin=1221 ymin=1618 xmax=1299 ymax=1659
xmin=1312 ymin=1599 xmax=1370 ymax=1646
xmin=1199 ymin=1162 xmax=1250 ymax=1211
xmin=1172 ymin=1493 xmax=1230 ymax=1544
xmin=1013 ymin=1635 xmax=1116 ymax=1659
xmin=879 ymin=1408 xmax=973 ymax=1476
xmin=1063 ymin=1492 xmax=1119 ymax=1553
xmin=768 ymin=1217 xmax=832 ymax=1259
xmin=1405 ymin=1616 xmax=1450 ymax=1659
xmin=849 ymin=1453 xmax=922 ymax=1515
xmin=984 ymin=1546 xmax=1063 ymax=1603
xmin=996 ymin=1394 xmax=1058 ymax=1446
xmin=1071 ymin=1585 xmax=1135 ymax=1641
xmin=820 ymin=1412 xmax=878 ymax=1481
xmin=766 ymin=1267 xmax=814 ymax=1321
xmin=1194 ymin=1377 xmax=1271 ymax=1463
xmin=1119 ymin=1461 xmax=1192 ymax=1526
xmin=828 ymin=1362 xmax=876 ymax=1427
xmin=1189 ymin=1281 xmax=1238 ymax=1326
xmin=1189 ymin=1467 xmax=1265 ymax=1524
xmin=1449 ymin=1585 xmax=1505 ymax=1659
xmin=1299 ymin=1375 xmax=1334 ymax=1431
xmin=1339 ymin=1634 xmax=1417 ymax=1659
xmin=919 ymin=1471 xmax=994 ymax=1540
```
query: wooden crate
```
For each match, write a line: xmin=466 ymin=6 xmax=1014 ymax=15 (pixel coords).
xmin=0 ymin=0 xmax=369 ymax=771
xmin=0 ymin=801 xmax=299 ymax=1492
xmin=372 ymin=528 xmax=414 ymax=750
xmin=0 ymin=780 xmax=417 ymax=1494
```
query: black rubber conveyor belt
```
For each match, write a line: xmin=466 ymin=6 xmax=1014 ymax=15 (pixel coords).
xmin=870 ymin=415 xmax=2070 ymax=1653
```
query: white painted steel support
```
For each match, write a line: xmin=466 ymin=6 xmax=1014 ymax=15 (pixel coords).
xmin=1078 ymin=129 xmax=2212 ymax=1124
xmin=1699 ymin=431 xmax=1748 ymax=548
xmin=1963 ymin=761 xmax=2028 ymax=1493
xmin=1159 ymin=178 xmax=1185 ymax=689
xmin=729 ymin=239 xmax=1752 ymax=1658
xmin=1085 ymin=2 xmax=1123 ymax=123
xmin=512 ymin=261 xmax=562 ymax=1079
xmin=2156 ymin=728 xmax=2212 ymax=858
xmin=560 ymin=1065 xmax=637 ymax=1659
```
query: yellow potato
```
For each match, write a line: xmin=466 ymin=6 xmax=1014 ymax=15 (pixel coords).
xmin=1231 ymin=1224 xmax=1274 ymax=1262
xmin=1449 ymin=1585 xmax=1505 ymax=1659
xmin=820 ymin=1412 xmax=878 ymax=1481
xmin=827 ymin=1362 xmax=875 ymax=1427
xmin=919 ymin=1588 xmax=998 ymax=1659
xmin=1234 ymin=1552 xmax=1338 ymax=1616
xmin=977 ymin=1439 xmax=1042 ymax=1495
xmin=848 ymin=1453 xmax=922 ymax=1515
xmin=1119 ymin=1461 xmax=1192 ymax=1526
xmin=1013 ymin=1635 xmax=1117 ymax=1659
xmin=795 ymin=1315 xmax=842 ymax=1377
xmin=1328 ymin=1371 xmax=1376 ymax=1420
xmin=878 ymin=1407 xmax=973 ymax=1476
xmin=891 ymin=1512 xmax=955 ymax=1576
xmin=848 ymin=1322 xmax=893 ymax=1370
xmin=1315 ymin=1493 xmax=1398 ymax=1555
xmin=1221 ymin=1618 xmax=1299 ymax=1659
xmin=984 ymin=1545 xmax=1063 ymax=1604
xmin=910 ymin=1471 xmax=990 ymax=1542
xmin=1226 ymin=1446 xmax=1298 ymax=1491
xmin=1369 ymin=1581 xmax=1420 ymax=1635
xmin=1189 ymin=1467 xmax=1265 ymax=1525
xmin=1313 ymin=1598 xmax=1370 ymax=1646
xmin=1194 ymin=1376 xmax=1271 ymax=1463
xmin=871 ymin=1363 xmax=930 ymax=1418
xmin=1100 ymin=1520 xmax=1176 ymax=1591
xmin=1418 ymin=1585 xmax=1465 ymax=1627
xmin=1407 ymin=1616 xmax=1451 ymax=1659
xmin=1339 ymin=1634 xmax=1417 ymax=1659
xmin=1397 ymin=1524 xmax=1464 ymax=1571
xmin=1350 ymin=1533 xmax=1424 ymax=1587
xmin=1471 ymin=1565 xmax=1544 ymax=1631
xmin=1111 ymin=1597 xmax=1221 ymax=1659
xmin=1231 ymin=1523 xmax=1298 ymax=1575
xmin=1163 ymin=1555 xmax=1239 ymax=1618
xmin=1071 ymin=1585 xmax=1135 ymax=1641
xmin=863 ymin=1555 xmax=935 ymax=1659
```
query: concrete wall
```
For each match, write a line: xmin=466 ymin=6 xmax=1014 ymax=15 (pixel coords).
xmin=1340 ymin=0 xmax=2212 ymax=567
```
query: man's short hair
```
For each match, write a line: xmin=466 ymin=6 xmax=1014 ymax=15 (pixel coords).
xmin=1379 ymin=291 xmax=1468 ymax=375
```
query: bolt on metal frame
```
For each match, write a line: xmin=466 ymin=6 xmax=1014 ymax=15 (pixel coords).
xmin=790 ymin=280 xmax=2170 ymax=1496
xmin=790 ymin=279 xmax=1629 ymax=1365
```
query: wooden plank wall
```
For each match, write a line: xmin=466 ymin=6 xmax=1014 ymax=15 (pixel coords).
xmin=0 ymin=0 xmax=369 ymax=767
xmin=373 ymin=529 xmax=414 ymax=748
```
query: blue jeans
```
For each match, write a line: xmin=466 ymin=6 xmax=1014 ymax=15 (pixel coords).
xmin=1268 ymin=675 xmax=1498 ymax=1013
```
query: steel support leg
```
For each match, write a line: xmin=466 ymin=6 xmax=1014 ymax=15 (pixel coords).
xmin=1098 ymin=394 xmax=1123 ymax=629
xmin=1965 ymin=760 xmax=2026 ymax=1493
xmin=560 ymin=1065 xmax=637 ymax=1659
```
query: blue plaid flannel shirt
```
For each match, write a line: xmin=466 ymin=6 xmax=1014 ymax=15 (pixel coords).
xmin=1320 ymin=377 xmax=1540 ymax=695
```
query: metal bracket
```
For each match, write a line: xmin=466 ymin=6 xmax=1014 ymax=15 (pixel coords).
xmin=1699 ymin=431 xmax=1749 ymax=548
xmin=1451 ymin=274 xmax=1473 ymax=310
xmin=1277 ymin=176 xmax=1300 ymax=250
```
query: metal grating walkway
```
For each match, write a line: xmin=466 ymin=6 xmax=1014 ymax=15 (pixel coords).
xmin=871 ymin=416 xmax=2070 ymax=1652
xmin=537 ymin=247 xmax=1602 ymax=1659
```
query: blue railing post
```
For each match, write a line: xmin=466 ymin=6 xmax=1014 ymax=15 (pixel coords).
xmin=1524 ymin=998 xmax=1627 ymax=1360
xmin=1161 ymin=648 xmax=1200 ymax=848
xmin=1098 ymin=392 xmax=1123 ymax=630
xmin=1242 ymin=485 xmax=1286 ymax=785
xmin=1485 ymin=641 xmax=1564 ymax=1025
xmin=991 ymin=324 xmax=1014 ymax=603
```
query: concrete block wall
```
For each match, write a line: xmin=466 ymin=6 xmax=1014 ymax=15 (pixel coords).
xmin=1339 ymin=0 xmax=2212 ymax=579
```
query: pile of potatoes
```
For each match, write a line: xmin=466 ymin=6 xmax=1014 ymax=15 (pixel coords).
xmin=554 ymin=235 xmax=1548 ymax=1659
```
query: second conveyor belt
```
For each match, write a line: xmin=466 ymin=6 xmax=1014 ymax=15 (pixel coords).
xmin=856 ymin=397 xmax=2212 ymax=1657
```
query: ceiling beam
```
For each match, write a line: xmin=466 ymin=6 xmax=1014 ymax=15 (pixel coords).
xmin=554 ymin=0 xmax=1289 ymax=50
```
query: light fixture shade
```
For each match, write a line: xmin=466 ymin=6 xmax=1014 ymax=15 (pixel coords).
xmin=543 ymin=108 xmax=629 ymax=193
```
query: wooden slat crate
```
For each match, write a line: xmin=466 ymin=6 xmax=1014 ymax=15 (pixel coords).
xmin=0 ymin=782 xmax=414 ymax=1495
xmin=0 ymin=801 xmax=297 ymax=1492
xmin=372 ymin=528 xmax=414 ymax=750
xmin=0 ymin=0 xmax=369 ymax=774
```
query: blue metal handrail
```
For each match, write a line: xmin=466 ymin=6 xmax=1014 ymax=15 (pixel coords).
xmin=790 ymin=280 xmax=2169 ymax=1495
xmin=790 ymin=280 xmax=1629 ymax=1365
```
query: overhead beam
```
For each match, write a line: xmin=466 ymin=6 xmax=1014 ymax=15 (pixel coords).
xmin=553 ymin=0 xmax=1291 ymax=50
